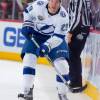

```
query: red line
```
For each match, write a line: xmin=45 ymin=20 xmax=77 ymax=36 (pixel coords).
xmin=0 ymin=19 xmax=23 ymax=23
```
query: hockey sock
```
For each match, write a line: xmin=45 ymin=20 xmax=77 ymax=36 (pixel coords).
xmin=22 ymin=53 xmax=37 ymax=94
xmin=54 ymin=58 xmax=69 ymax=95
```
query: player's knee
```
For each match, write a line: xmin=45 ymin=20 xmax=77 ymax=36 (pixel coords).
xmin=22 ymin=53 xmax=37 ymax=75
xmin=53 ymin=58 xmax=69 ymax=75
xmin=23 ymin=53 xmax=37 ymax=68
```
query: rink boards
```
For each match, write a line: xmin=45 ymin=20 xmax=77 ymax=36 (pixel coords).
xmin=0 ymin=20 xmax=100 ymax=100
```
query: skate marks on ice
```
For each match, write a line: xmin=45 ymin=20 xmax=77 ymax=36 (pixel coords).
xmin=67 ymin=92 xmax=91 ymax=100
xmin=0 ymin=60 xmax=58 ymax=100
xmin=0 ymin=60 xmax=92 ymax=100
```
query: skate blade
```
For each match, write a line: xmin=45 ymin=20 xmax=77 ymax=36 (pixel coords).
xmin=18 ymin=97 xmax=25 ymax=100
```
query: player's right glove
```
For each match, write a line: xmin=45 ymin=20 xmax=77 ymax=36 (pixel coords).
xmin=36 ymin=44 xmax=50 ymax=57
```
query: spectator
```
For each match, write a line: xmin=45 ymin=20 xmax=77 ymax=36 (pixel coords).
xmin=16 ymin=0 xmax=34 ymax=11
xmin=0 ymin=0 xmax=8 ymax=19
xmin=16 ymin=0 xmax=33 ymax=20
xmin=91 ymin=0 xmax=100 ymax=29
xmin=16 ymin=0 xmax=24 ymax=11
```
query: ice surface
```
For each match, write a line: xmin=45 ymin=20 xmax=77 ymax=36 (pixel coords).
xmin=0 ymin=60 xmax=91 ymax=100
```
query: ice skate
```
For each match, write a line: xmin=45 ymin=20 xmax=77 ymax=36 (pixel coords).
xmin=18 ymin=88 xmax=33 ymax=100
xmin=58 ymin=94 xmax=68 ymax=100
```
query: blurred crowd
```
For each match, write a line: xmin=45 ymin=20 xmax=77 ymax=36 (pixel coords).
xmin=91 ymin=0 xmax=100 ymax=30
xmin=0 ymin=0 xmax=12 ymax=19
xmin=0 ymin=0 xmax=34 ymax=20
xmin=0 ymin=0 xmax=100 ymax=29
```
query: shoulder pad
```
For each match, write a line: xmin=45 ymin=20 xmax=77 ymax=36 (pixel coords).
xmin=37 ymin=0 xmax=44 ymax=6
xmin=24 ymin=5 xmax=33 ymax=13
xmin=60 ymin=11 xmax=66 ymax=17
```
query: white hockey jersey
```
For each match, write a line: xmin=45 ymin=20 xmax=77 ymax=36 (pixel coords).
xmin=23 ymin=0 xmax=69 ymax=49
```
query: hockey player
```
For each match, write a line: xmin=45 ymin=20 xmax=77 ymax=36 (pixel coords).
xmin=18 ymin=0 xmax=69 ymax=100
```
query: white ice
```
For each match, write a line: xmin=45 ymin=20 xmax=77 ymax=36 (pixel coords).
xmin=0 ymin=60 xmax=92 ymax=100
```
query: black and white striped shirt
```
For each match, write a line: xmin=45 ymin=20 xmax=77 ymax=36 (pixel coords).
xmin=68 ymin=0 xmax=91 ymax=34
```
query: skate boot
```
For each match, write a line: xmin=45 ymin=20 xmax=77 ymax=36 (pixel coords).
xmin=69 ymin=82 xmax=87 ymax=93
xmin=58 ymin=94 xmax=68 ymax=100
xmin=18 ymin=88 xmax=33 ymax=100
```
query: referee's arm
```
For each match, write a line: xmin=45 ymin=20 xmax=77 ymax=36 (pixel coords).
xmin=67 ymin=0 xmax=83 ymax=43
xmin=69 ymin=0 xmax=83 ymax=34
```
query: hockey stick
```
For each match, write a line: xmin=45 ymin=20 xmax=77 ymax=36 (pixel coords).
xmin=47 ymin=56 xmax=87 ymax=93
xmin=31 ymin=38 xmax=87 ymax=93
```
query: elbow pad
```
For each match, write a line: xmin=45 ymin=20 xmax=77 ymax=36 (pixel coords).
xmin=21 ymin=26 xmax=34 ymax=40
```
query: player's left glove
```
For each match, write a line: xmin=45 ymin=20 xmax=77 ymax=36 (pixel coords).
xmin=36 ymin=44 xmax=50 ymax=57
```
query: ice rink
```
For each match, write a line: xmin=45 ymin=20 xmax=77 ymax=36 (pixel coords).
xmin=0 ymin=60 xmax=92 ymax=100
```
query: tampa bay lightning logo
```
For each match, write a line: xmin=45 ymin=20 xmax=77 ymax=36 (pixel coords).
xmin=36 ymin=23 xmax=55 ymax=35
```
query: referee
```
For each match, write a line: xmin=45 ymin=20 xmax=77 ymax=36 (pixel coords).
xmin=66 ymin=0 xmax=91 ymax=90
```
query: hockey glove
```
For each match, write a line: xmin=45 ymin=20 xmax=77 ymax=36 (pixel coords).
xmin=36 ymin=44 xmax=50 ymax=57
